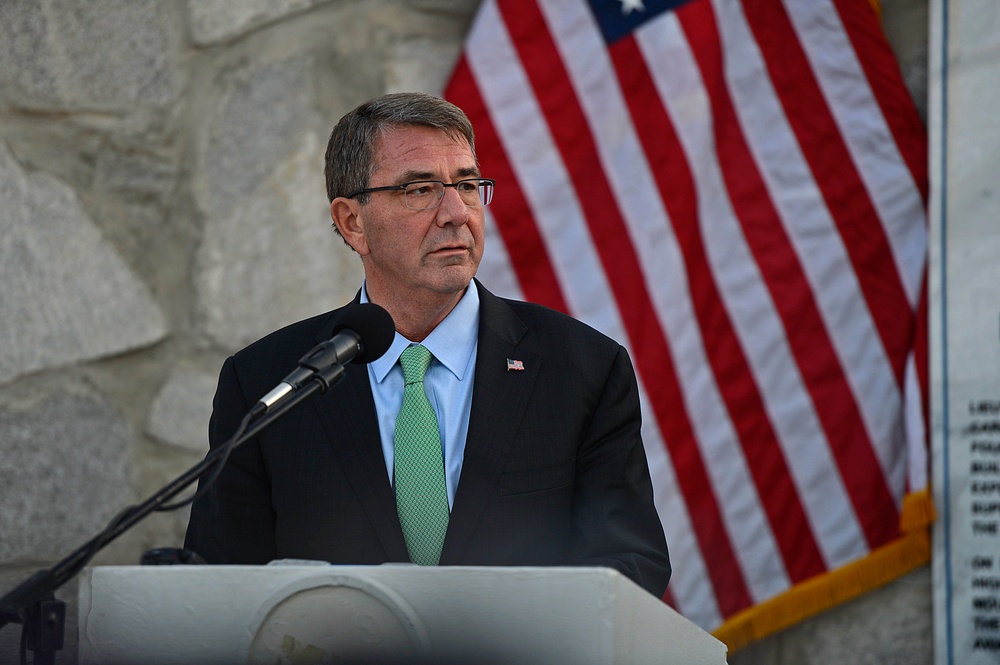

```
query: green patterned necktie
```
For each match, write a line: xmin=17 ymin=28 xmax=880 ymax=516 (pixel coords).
xmin=394 ymin=344 xmax=450 ymax=565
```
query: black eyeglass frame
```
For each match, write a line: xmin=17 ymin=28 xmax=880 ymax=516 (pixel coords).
xmin=345 ymin=178 xmax=496 ymax=210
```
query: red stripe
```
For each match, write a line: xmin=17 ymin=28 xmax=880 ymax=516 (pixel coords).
xmin=832 ymin=0 xmax=929 ymax=205
xmin=678 ymin=0 xmax=900 ymax=548
xmin=445 ymin=57 xmax=569 ymax=312
xmin=742 ymin=0 xmax=915 ymax=387
xmin=833 ymin=0 xmax=930 ymax=442
xmin=611 ymin=33 xmax=827 ymax=584
xmin=498 ymin=0 xmax=753 ymax=615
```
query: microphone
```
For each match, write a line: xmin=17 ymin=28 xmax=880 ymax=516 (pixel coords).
xmin=254 ymin=303 xmax=394 ymax=414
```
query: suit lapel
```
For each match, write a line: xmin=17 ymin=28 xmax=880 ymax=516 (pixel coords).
xmin=309 ymin=306 xmax=409 ymax=561
xmin=441 ymin=283 xmax=538 ymax=563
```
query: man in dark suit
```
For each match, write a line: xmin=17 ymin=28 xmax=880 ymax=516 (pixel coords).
xmin=184 ymin=92 xmax=670 ymax=598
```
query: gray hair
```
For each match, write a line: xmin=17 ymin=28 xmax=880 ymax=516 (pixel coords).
xmin=324 ymin=92 xmax=477 ymax=213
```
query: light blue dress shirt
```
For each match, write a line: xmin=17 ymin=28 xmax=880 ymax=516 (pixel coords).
xmin=362 ymin=283 xmax=480 ymax=508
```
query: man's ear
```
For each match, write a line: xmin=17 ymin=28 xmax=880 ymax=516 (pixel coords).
xmin=330 ymin=198 xmax=370 ymax=256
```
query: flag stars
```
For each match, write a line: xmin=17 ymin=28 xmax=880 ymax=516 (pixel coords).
xmin=619 ymin=0 xmax=646 ymax=14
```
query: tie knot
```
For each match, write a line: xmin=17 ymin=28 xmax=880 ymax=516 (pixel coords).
xmin=399 ymin=344 xmax=433 ymax=383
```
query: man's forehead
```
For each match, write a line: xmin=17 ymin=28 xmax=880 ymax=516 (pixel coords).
xmin=373 ymin=124 xmax=476 ymax=174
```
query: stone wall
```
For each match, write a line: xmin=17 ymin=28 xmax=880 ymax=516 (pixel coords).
xmin=0 ymin=1 xmax=930 ymax=663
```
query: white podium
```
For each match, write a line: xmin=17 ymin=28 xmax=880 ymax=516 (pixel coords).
xmin=78 ymin=564 xmax=727 ymax=664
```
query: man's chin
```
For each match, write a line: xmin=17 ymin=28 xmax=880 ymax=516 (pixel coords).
xmin=428 ymin=265 xmax=478 ymax=293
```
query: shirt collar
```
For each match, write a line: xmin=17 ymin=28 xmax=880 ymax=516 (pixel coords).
xmin=364 ymin=281 xmax=480 ymax=383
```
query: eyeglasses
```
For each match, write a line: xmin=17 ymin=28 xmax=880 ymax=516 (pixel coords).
xmin=346 ymin=178 xmax=496 ymax=210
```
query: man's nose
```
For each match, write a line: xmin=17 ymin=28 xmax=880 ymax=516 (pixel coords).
xmin=435 ymin=186 xmax=471 ymax=224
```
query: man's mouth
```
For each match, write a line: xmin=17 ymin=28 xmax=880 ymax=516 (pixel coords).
xmin=432 ymin=244 xmax=467 ymax=254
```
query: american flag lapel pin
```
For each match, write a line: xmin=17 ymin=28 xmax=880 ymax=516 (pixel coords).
xmin=506 ymin=358 xmax=525 ymax=371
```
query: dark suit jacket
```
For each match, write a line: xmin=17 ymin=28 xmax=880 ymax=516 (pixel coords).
xmin=184 ymin=281 xmax=670 ymax=597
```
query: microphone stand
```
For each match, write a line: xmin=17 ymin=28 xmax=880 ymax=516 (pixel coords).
xmin=0 ymin=361 xmax=347 ymax=664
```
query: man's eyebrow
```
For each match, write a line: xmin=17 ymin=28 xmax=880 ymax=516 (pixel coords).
xmin=395 ymin=166 xmax=482 ymax=183
xmin=396 ymin=170 xmax=435 ymax=182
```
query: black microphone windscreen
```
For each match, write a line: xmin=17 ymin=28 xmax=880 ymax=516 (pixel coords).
xmin=333 ymin=303 xmax=395 ymax=364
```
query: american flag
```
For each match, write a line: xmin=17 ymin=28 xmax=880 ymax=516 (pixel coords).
xmin=444 ymin=0 xmax=929 ymax=650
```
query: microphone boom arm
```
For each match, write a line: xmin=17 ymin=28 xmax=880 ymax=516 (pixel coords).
xmin=0 ymin=361 xmax=346 ymax=642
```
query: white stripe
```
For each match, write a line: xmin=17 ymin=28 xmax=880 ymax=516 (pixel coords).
xmin=466 ymin=1 xmax=617 ymax=339
xmin=469 ymin=1 xmax=716 ymax=622
xmin=478 ymin=209 xmax=524 ymax=301
xmin=904 ymin=351 xmax=928 ymax=492
xmin=637 ymin=387 xmax=722 ymax=628
xmin=539 ymin=0 xmax=790 ymax=602
xmin=715 ymin=0 xmax=909 ymax=511
xmin=638 ymin=12 xmax=869 ymax=568
xmin=785 ymin=0 xmax=928 ymax=307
